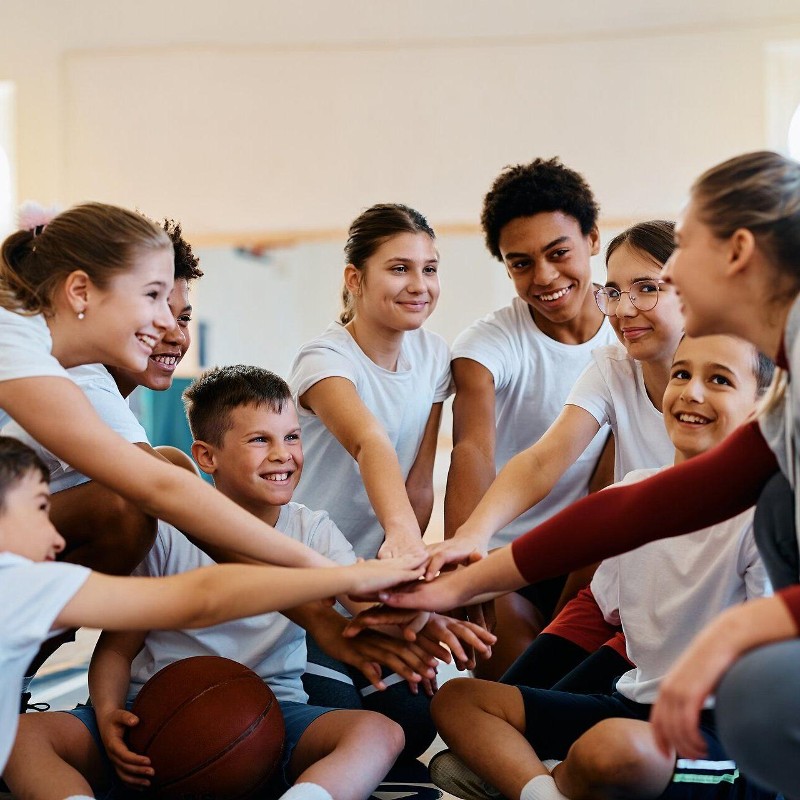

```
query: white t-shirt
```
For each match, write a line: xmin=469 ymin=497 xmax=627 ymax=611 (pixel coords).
xmin=592 ymin=467 xmax=771 ymax=706
xmin=0 ymin=552 xmax=90 ymax=771
xmin=289 ymin=322 xmax=452 ymax=558
xmin=566 ymin=344 xmax=674 ymax=482
xmin=2 ymin=364 xmax=148 ymax=492
xmin=128 ymin=505 xmax=356 ymax=705
xmin=0 ymin=308 xmax=70 ymax=430
xmin=451 ymin=298 xmax=617 ymax=548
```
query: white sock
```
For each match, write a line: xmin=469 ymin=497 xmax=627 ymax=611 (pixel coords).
xmin=541 ymin=759 xmax=562 ymax=773
xmin=65 ymin=795 xmax=95 ymax=800
xmin=520 ymin=774 xmax=570 ymax=800
xmin=279 ymin=783 xmax=333 ymax=800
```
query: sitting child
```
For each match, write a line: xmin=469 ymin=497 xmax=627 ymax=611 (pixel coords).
xmin=364 ymin=334 xmax=777 ymax=800
xmin=5 ymin=366 xmax=492 ymax=800
xmin=0 ymin=434 xmax=424 ymax=785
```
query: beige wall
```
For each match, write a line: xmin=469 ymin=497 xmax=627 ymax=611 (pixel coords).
xmin=2 ymin=2 xmax=800 ymax=237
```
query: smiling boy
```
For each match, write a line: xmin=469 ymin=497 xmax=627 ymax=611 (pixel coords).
xmin=440 ymin=158 xmax=618 ymax=677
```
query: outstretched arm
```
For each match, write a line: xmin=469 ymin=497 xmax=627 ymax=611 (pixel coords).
xmin=54 ymin=555 xmax=426 ymax=631
xmin=427 ymin=402 xmax=601 ymax=578
xmin=1 ymin=377 xmax=330 ymax=567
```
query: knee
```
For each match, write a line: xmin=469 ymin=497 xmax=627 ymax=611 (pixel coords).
xmin=355 ymin=711 xmax=405 ymax=760
xmin=566 ymin=720 xmax=660 ymax=792
xmin=430 ymin=678 xmax=475 ymax=732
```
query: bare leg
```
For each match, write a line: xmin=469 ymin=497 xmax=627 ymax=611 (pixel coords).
xmin=288 ymin=710 xmax=403 ymax=800
xmin=472 ymin=594 xmax=544 ymax=681
xmin=431 ymin=678 xmax=549 ymax=799
xmin=555 ymin=719 xmax=674 ymax=800
xmin=4 ymin=713 xmax=110 ymax=800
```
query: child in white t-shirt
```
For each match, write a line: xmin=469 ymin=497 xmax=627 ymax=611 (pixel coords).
xmin=0 ymin=435 xmax=425 ymax=783
xmin=4 ymin=366 xmax=491 ymax=800
xmin=381 ymin=334 xmax=776 ymax=800
xmin=289 ymin=203 xmax=451 ymax=562
xmin=0 ymin=203 xmax=335 ymax=573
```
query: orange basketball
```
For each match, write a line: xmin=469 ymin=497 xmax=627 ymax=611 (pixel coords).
xmin=127 ymin=656 xmax=285 ymax=800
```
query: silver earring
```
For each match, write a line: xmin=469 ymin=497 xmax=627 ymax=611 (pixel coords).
xmin=77 ymin=311 xmax=85 ymax=320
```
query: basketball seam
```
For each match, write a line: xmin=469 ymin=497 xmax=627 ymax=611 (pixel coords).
xmin=155 ymin=684 xmax=279 ymax=792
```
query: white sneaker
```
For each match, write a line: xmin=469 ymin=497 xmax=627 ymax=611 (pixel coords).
xmin=428 ymin=750 xmax=505 ymax=800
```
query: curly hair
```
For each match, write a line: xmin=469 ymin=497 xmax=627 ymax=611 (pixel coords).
xmin=481 ymin=158 xmax=600 ymax=261
xmin=161 ymin=219 xmax=203 ymax=283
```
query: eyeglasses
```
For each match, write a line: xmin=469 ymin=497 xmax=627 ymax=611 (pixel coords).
xmin=594 ymin=279 xmax=664 ymax=316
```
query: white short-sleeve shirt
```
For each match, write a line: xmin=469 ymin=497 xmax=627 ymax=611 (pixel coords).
xmin=451 ymin=298 xmax=617 ymax=548
xmin=288 ymin=322 xmax=452 ymax=558
xmin=2 ymin=364 xmax=148 ymax=492
xmin=592 ymin=467 xmax=771 ymax=705
xmin=566 ymin=344 xmax=674 ymax=481
xmin=0 ymin=553 xmax=90 ymax=771
xmin=128 ymin=504 xmax=357 ymax=705
xmin=0 ymin=309 xmax=70 ymax=430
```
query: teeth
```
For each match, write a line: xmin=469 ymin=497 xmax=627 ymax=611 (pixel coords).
xmin=152 ymin=355 xmax=179 ymax=366
xmin=538 ymin=287 xmax=570 ymax=302
xmin=137 ymin=334 xmax=157 ymax=348
xmin=264 ymin=473 xmax=289 ymax=482
xmin=677 ymin=413 xmax=709 ymax=425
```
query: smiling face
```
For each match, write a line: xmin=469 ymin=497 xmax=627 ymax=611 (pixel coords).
xmin=347 ymin=231 xmax=439 ymax=333
xmin=663 ymin=335 xmax=760 ymax=461
xmin=605 ymin=243 xmax=684 ymax=366
xmin=662 ymin=200 xmax=733 ymax=339
xmin=498 ymin=211 xmax=600 ymax=338
xmin=108 ymin=278 xmax=192 ymax=396
xmin=205 ymin=402 xmax=303 ymax=523
xmin=0 ymin=472 xmax=65 ymax=563
xmin=80 ymin=246 xmax=176 ymax=372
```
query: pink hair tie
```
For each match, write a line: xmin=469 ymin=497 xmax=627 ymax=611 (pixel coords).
xmin=18 ymin=201 xmax=60 ymax=237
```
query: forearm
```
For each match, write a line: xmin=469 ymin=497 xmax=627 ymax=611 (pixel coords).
xmin=449 ymin=547 xmax=528 ymax=606
xmin=89 ymin=637 xmax=136 ymax=716
xmin=443 ymin=442 xmax=496 ymax=538
xmin=511 ymin=420 xmax=778 ymax=584
xmin=357 ymin=441 xmax=420 ymax=539
xmin=457 ymin=448 xmax=556 ymax=545
xmin=407 ymin=481 xmax=434 ymax=533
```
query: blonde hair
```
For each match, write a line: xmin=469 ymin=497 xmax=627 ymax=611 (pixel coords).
xmin=0 ymin=202 xmax=171 ymax=315
xmin=692 ymin=151 xmax=800 ymax=288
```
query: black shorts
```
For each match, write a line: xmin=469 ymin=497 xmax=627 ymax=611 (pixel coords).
xmin=517 ymin=687 xmax=776 ymax=800
xmin=515 ymin=574 xmax=567 ymax=622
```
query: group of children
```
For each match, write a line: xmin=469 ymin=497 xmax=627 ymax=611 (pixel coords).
xmin=0 ymin=151 xmax=798 ymax=800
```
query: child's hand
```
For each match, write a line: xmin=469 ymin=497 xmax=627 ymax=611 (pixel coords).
xmin=424 ymin=531 xmax=487 ymax=580
xmin=347 ymin=554 xmax=426 ymax=596
xmin=378 ymin=531 xmax=429 ymax=562
xmin=97 ymin=708 xmax=154 ymax=787
xmin=368 ymin=566 xmax=466 ymax=612
xmin=310 ymin=613 xmax=439 ymax=690
xmin=418 ymin=613 xmax=496 ymax=670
